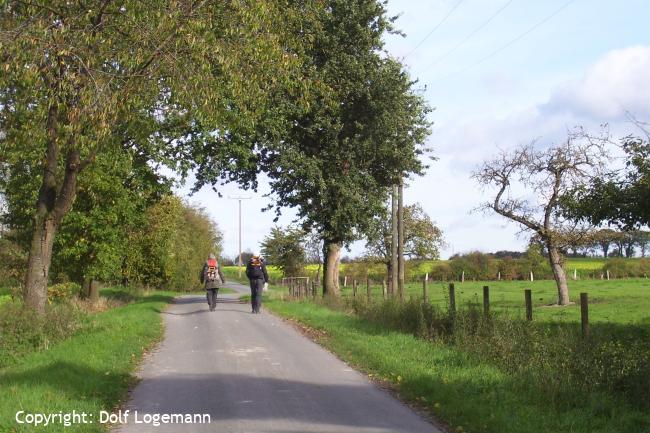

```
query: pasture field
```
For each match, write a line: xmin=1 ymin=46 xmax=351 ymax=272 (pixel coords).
xmin=226 ymin=259 xmax=650 ymax=325
xmin=225 ymin=257 xmax=634 ymax=284
xmin=263 ymin=275 xmax=650 ymax=433
xmin=265 ymin=297 xmax=649 ymax=433
xmin=339 ymin=278 xmax=650 ymax=325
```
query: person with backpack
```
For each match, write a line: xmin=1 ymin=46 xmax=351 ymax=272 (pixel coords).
xmin=245 ymin=251 xmax=269 ymax=314
xmin=200 ymin=253 xmax=226 ymax=312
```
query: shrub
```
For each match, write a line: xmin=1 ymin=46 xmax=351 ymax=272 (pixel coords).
xmin=498 ymin=256 xmax=520 ymax=280
xmin=0 ymin=301 xmax=85 ymax=368
xmin=350 ymin=297 xmax=650 ymax=409
xmin=47 ymin=282 xmax=82 ymax=302
xmin=429 ymin=262 xmax=454 ymax=281
xmin=450 ymin=251 xmax=498 ymax=280
xmin=603 ymin=258 xmax=635 ymax=278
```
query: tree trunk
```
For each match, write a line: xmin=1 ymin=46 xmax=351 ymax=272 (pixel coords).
xmin=390 ymin=185 xmax=398 ymax=296
xmin=397 ymin=178 xmax=405 ymax=301
xmin=385 ymin=261 xmax=392 ymax=290
xmin=88 ymin=279 xmax=99 ymax=304
xmin=322 ymin=240 xmax=341 ymax=297
xmin=24 ymin=144 xmax=81 ymax=313
xmin=24 ymin=216 xmax=58 ymax=311
xmin=547 ymin=243 xmax=570 ymax=305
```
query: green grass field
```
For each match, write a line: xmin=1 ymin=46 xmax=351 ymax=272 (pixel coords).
xmin=224 ymin=257 xmax=635 ymax=284
xmin=337 ymin=278 xmax=650 ymax=325
xmin=239 ymin=257 xmax=649 ymax=326
xmin=259 ymin=261 xmax=650 ymax=433
xmin=0 ymin=289 xmax=176 ymax=433
xmin=264 ymin=292 xmax=649 ymax=433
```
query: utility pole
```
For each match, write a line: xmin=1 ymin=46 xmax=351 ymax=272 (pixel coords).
xmin=390 ymin=185 xmax=398 ymax=296
xmin=397 ymin=177 xmax=405 ymax=301
xmin=228 ymin=196 xmax=251 ymax=278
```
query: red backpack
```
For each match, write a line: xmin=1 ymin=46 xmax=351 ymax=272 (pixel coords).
xmin=206 ymin=258 xmax=218 ymax=282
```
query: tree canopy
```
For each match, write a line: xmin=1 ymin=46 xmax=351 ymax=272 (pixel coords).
xmin=562 ymin=130 xmax=650 ymax=229
xmin=0 ymin=0 xmax=312 ymax=311
xmin=193 ymin=1 xmax=432 ymax=295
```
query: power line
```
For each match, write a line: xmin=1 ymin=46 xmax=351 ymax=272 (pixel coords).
xmin=428 ymin=0 xmax=577 ymax=86
xmin=403 ymin=0 xmax=467 ymax=59
xmin=421 ymin=0 xmax=516 ymax=71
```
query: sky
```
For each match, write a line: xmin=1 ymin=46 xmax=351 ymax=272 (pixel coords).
xmin=180 ymin=0 xmax=650 ymax=260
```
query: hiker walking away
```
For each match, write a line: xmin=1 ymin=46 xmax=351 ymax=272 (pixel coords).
xmin=200 ymin=253 xmax=226 ymax=312
xmin=246 ymin=252 xmax=268 ymax=314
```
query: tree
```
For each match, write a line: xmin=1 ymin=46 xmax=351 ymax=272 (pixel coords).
xmin=261 ymin=226 xmax=306 ymax=277
xmin=593 ymin=228 xmax=617 ymax=258
xmin=562 ymin=122 xmax=650 ymax=228
xmin=365 ymin=202 xmax=443 ymax=282
xmin=634 ymin=230 xmax=650 ymax=257
xmin=130 ymin=196 xmax=222 ymax=290
xmin=190 ymin=1 xmax=431 ymax=297
xmin=260 ymin=4 xmax=431 ymax=296
xmin=473 ymin=132 xmax=606 ymax=305
xmin=0 ymin=1 xmax=305 ymax=312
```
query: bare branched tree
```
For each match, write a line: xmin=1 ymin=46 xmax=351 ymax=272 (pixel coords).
xmin=472 ymin=129 xmax=608 ymax=305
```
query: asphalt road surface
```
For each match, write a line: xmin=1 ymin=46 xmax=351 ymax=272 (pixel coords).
xmin=114 ymin=281 xmax=443 ymax=433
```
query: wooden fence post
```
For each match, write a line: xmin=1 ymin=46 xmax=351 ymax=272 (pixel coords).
xmin=422 ymin=277 xmax=428 ymax=304
xmin=580 ymin=292 xmax=589 ymax=338
xmin=344 ymin=275 xmax=348 ymax=287
xmin=525 ymin=289 xmax=533 ymax=321
xmin=382 ymin=280 xmax=387 ymax=299
xmin=367 ymin=278 xmax=372 ymax=302
xmin=449 ymin=282 xmax=456 ymax=313
xmin=483 ymin=285 xmax=489 ymax=316
xmin=352 ymin=279 xmax=357 ymax=298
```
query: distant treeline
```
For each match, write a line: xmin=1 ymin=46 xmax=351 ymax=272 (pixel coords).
xmin=292 ymin=251 xmax=648 ymax=283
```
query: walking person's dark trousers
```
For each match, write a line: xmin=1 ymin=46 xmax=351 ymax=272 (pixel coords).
xmin=250 ymin=278 xmax=264 ymax=313
xmin=206 ymin=288 xmax=219 ymax=311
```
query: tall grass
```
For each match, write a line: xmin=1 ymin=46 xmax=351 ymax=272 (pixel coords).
xmin=351 ymin=297 xmax=650 ymax=410
xmin=267 ymin=297 xmax=650 ymax=433
xmin=0 ymin=289 xmax=175 ymax=433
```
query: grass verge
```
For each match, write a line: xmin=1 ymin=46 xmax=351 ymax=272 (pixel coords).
xmin=265 ymin=298 xmax=650 ymax=433
xmin=0 ymin=290 xmax=175 ymax=433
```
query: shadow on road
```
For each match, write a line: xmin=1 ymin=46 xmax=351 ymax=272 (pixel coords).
xmin=120 ymin=372 xmax=441 ymax=431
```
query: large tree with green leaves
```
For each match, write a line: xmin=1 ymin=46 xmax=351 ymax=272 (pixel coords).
xmin=171 ymin=1 xmax=432 ymax=297
xmin=0 ymin=0 xmax=307 ymax=312
xmin=196 ymin=1 xmax=431 ymax=296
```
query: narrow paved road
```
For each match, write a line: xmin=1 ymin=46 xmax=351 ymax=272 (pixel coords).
xmin=114 ymin=282 xmax=443 ymax=433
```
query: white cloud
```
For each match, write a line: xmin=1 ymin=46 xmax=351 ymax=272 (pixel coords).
xmin=544 ymin=45 xmax=650 ymax=120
